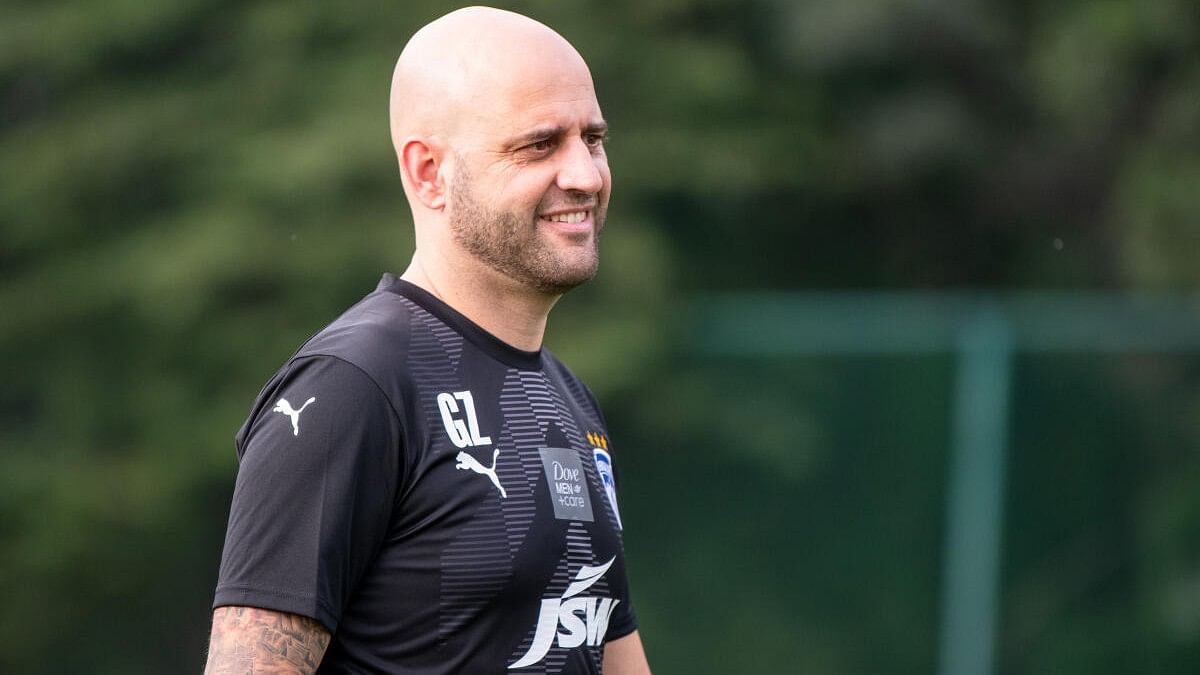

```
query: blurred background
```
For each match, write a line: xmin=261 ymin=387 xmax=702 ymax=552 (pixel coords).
xmin=2 ymin=0 xmax=1200 ymax=673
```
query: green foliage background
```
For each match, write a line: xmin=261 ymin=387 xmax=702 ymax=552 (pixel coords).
xmin=2 ymin=1 xmax=1200 ymax=673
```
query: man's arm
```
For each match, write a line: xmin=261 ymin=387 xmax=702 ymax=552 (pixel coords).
xmin=603 ymin=629 xmax=652 ymax=675
xmin=204 ymin=606 xmax=331 ymax=675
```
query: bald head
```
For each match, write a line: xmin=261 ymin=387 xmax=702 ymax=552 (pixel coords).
xmin=390 ymin=7 xmax=611 ymax=304
xmin=390 ymin=7 xmax=594 ymax=152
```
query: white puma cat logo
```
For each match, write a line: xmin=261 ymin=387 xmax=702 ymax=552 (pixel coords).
xmin=455 ymin=448 xmax=507 ymax=498
xmin=273 ymin=397 xmax=316 ymax=436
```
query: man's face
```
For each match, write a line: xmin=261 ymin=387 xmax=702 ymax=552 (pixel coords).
xmin=445 ymin=55 xmax=611 ymax=296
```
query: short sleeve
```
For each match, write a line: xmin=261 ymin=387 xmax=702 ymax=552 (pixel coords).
xmin=605 ymin=596 xmax=639 ymax=642
xmin=213 ymin=356 xmax=402 ymax=632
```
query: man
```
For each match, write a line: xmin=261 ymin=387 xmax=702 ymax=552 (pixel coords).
xmin=204 ymin=6 xmax=651 ymax=675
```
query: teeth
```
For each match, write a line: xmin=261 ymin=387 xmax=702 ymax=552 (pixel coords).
xmin=545 ymin=211 xmax=587 ymax=224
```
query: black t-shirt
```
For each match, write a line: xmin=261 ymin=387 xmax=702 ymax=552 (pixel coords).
xmin=214 ymin=275 xmax=636 ymax=674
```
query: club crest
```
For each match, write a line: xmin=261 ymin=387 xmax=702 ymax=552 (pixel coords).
xmin=587 ymin=432 xmax=622 ymax=530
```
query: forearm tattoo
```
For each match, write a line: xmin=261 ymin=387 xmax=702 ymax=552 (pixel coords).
xmin=205 ymin=606 xmax=331 ymax=675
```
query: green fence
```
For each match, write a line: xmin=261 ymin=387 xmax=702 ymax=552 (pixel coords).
xmin=613 ymin=293 xmax=1200 ymax=673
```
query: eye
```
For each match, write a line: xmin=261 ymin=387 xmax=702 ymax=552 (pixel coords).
xmin=584 ymin=132 xmax=606 ymax=148
xmin=526 ymin=138 xmax=555 ymax=153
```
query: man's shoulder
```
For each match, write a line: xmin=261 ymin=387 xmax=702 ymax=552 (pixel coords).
xmin=233 ymin=283 xmax=420 ymax=456
xmin=296 ymin=286 xmax=415 ymax=370
xmin=239 ymin=282 xmax=424 ymax=433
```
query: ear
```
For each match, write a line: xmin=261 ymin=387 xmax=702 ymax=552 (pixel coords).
xmin=399 ymin=136 xmax=447 ymax=210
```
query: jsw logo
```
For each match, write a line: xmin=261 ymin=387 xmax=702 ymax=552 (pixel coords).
xmin=508 ymin=557 xmax=620 ymax=669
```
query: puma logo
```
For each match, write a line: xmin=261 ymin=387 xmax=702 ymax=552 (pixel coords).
xmin=273 ymin=397 xmax=316 ymax=436
xmin=455 ymin=448 xmax=507 ymax=498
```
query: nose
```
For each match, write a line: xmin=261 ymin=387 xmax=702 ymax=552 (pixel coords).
xmin=556 ymin=137 xmax=605 ymax=195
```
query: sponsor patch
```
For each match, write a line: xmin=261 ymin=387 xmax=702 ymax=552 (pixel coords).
xmin=538 ymin=447 xmax=594 ymax=522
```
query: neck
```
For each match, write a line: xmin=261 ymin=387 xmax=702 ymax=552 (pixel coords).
xmin=400 ymin=251 xmax=559 ymax=352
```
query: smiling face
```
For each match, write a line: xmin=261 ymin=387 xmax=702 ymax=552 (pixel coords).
xmin=444 ymin=39 xmax=611 ymax=295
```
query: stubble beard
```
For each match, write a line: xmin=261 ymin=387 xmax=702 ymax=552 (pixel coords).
xmin=448 ymin=165 xmax=603 ymax=296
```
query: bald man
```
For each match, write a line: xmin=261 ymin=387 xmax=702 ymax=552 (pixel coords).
xmin=205 ymin=7 xmax=651 ymax=675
